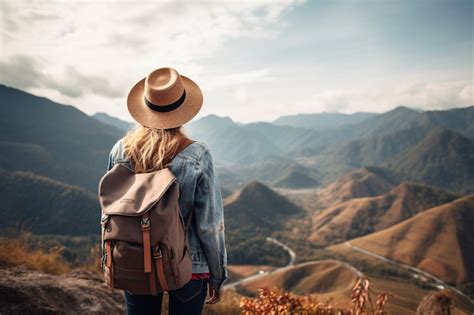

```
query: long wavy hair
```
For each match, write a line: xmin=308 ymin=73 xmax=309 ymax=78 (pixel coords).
xmin=122 ymin=123 xmax=189 ymax=173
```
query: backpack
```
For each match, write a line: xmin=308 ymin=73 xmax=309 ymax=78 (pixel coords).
xmin=98 ymin=138 xmax=195 ymax=295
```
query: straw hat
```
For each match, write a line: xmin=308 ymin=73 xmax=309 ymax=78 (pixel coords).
xmin=127 ymin=67 xmax=203 ymax=129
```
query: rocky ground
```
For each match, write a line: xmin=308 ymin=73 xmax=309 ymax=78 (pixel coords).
xmin=0 ymin=267 xmax=125 ymax=314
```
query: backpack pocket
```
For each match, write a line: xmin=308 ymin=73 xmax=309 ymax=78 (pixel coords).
xmin=111 ymin=240 xmax=153 ymax=294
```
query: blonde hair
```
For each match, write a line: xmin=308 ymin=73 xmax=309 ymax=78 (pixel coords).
xmin=122 ymin=123 xmax=189 ymax=173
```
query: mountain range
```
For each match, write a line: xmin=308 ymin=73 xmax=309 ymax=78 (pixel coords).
xmin=1 ymin=84 xmax=473 ymax=301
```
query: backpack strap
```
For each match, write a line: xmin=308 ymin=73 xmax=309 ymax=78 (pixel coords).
xmin=164 ymin=137 xmax=196 ymax=167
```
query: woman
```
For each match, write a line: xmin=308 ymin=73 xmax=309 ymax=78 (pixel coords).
xmin=106 ymin=67 xmax=228 ymax=315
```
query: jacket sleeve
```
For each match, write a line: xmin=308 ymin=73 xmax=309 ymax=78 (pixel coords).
xmin=194 ymin=148 xmax=228 ymax=291
xmin=107 ymin=150 xmax=114 ymax=171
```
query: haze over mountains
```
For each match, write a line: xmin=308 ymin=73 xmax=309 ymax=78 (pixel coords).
xmin=1 ymin=84 xmax=474 ymax=305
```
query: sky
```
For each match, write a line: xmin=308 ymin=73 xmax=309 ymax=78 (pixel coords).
xmin=1 ymin=0 xmax=472 ymax=123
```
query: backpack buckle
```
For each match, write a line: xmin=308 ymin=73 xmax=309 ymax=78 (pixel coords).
xmin=141 ymin=216 xmax=151 ymax=231
xmin=152 ymin=246 xmax=162 ymax=259
xmin=101 ymin=214 xmax=109 ymax=225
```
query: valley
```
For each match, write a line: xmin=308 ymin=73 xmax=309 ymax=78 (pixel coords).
xmin=1 ymin=85 xmax=473 ymax=313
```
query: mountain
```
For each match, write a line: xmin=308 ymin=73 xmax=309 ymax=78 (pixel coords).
xmin=92 ymin=112 xmax=134 ymax=132
xmin=346 ymin=106 xmax=428 ymax=139
xmin=0 ymin=169 xmax=99 ymax=235
xmin=0 ymin=85 xmax=123 ymax=192
xmin=224 ymin=180 xmax=303 ymax=233
xmin=316 ymin=124 xmax=431 ymax=180
xmin=186 ymin=115 xmax=281 ymax=164
xmin=272 ymin=164 xmax=320 ymax=189
xmin=386 ymin=128 xmax=474 ymax=193
xmin=273 ymin=112 xmax=375 ymax=130
xmin=350 ymin=195 xmax=474 ymax=286
xmin=423 ymin=106 xmax=474 ymax=138
xmin=309 ymin=183 xmax=459 ymax=246
xmin=317 ymin=167 xmax=404 ymax=207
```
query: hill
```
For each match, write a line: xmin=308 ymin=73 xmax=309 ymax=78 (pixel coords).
xmin=272 ymin=164 xmax=320 ymax=189
xmin=235 ymin=260 xmax=473 ymax=314
xmin=309 ymin=183 xmax=459 ymax=246
xmin=317 ymin=167 xmax=404 ymax=207
xmin=350 ymin=195 xmax=474 ymax=286
xmin=224 ymin=181 xmax=303 ymax=233
xmin=0 ymin=169 xmax=99 ymax=235
xmin=386 ymin=128 xmax=474 ymax=193
xmin=92 ymin=112 xmax=134 ymax=132
xmin=239 ymin=260 xmax=359 ymax=295
xmin=224 ymin=181 xmax=303 ymax=266
xmin=0 ymin=85 xmax=123 ymax=192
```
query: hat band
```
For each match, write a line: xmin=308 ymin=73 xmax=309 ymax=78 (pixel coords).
xmin=144 ymin=90 xmax=186 ymax=113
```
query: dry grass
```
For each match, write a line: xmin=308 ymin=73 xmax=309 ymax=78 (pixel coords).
xmin=239 ymin=277 xmax=391 ymax=315
xmin=0 ymin=234 xmax=70 ymax=275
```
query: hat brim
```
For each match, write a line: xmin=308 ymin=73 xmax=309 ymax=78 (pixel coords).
xmin=127 ymin=75 xmax=203 ymax=129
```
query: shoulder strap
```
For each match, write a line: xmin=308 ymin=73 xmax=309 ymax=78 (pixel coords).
xmin=165 ymin=137 xmax=196 ymax=167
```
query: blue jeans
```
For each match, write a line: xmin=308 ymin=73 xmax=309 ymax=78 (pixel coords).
xmin=124 ymin=279 xmax=208 ymax=315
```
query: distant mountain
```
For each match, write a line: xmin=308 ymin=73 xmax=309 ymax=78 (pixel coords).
xmin=92 ymin=112 xmax=134 ymax=132
xmin=309 ymin=183 xmax=459 ymax=246
xmin=351 ymin=195 xmax=474 ymax=286
xmin=224 ymin=180 xmax=303 ymax=233
xmin=273 ymin=112 xmax=375 ymax=130
xmin=347 ymin=106 xmax=428 ymax=139
xmin=386 ymin=128 xmax=474 ymax=193
xmin=423 ymin=106 xmax=474 ymax=138
xmin=0 ymin=169 xmax=98 ymax=235
xmin=317 ymin=167 xmax=404 ymax=207
xmin=273 ymin=164 xmax=320 ymax=189
xmin=318 ymin=124 xmax=431 ymax=177
xmin=186 ymin=115 xmax=281 ymax=164
xmin=0 ymin=85 xmax=123 ymax=192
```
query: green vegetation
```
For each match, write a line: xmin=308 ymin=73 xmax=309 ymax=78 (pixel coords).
xmin=0 ymin=169 xmax=99 ymax=235
xmin=226 ymin=233 xmax=289 ymax=266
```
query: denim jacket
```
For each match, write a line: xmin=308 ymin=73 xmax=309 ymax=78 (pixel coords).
xmin=106 ymin=139 xmax=228 ymax=291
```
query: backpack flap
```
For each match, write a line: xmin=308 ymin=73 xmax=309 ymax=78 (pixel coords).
xmin=98 ymin=163 xmax=176 ymax=216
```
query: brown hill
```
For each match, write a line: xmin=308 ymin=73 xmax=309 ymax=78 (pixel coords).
xmin=309 ymin=183 xmax=458 ymax=246
xmin=239 ymin=260 xmax=359 ymax=296
xmin=224 ymin=180 xmax=303 ymax=232
xmin=351 ymin=195 xmax=474 ymax=286
xmin=317 ymin=167 xmax=403 ymax=207
xmin=224 ymin=181 xmax=302 ymax=266
xmin=235 ymin=260 xmax=474 ymax=314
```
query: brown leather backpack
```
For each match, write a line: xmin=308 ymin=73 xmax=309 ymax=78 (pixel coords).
xmin=98 ymin=138 xmax=195 ymax=295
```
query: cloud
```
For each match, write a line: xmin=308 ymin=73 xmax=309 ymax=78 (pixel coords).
xmin=0 ymin=55 xmax=47 ymax=89
xmin=0 ymin=55 xmax=123 ymax=99
xmin=204 ymin=68 xmax=275 ymax=90
xmin=1 ymin=0 xmax=304 ymax=107
xmin=307 ymin=80 xmax=473 ymax=114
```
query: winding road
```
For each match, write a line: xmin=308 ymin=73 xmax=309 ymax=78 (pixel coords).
xmin=224 ymin=237 xmax=364 ymax=289
xmin=345 ymin=241 xmax=474 ymax=305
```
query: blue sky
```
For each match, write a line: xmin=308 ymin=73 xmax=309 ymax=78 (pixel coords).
xmin=1 ymin=0 xmax=472 ymax=123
